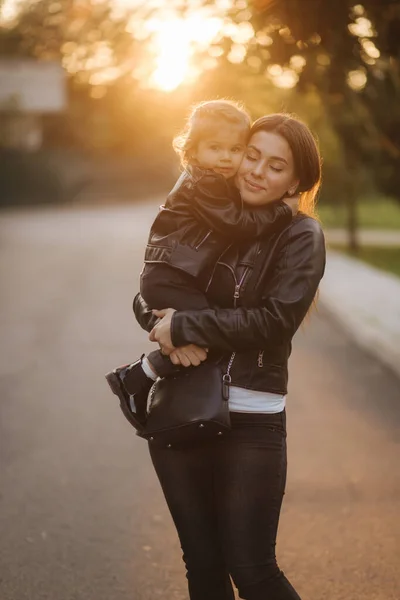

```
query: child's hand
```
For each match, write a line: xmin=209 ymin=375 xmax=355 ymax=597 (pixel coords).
xmin=282 ymin=193 xmax=300 ymax=215
xmin=149 ymin=308 xmax=176 ymax=354
xmin=169 ymin=344 xmax=208 ymax=367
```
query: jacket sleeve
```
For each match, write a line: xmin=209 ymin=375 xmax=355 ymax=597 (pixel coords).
xmin=132 ymin=294 xmax=190 ymax=378
xmin=187 ymin=171 xmax=293 ymax=238
xmin=132 ymin=292 xmax=158 ymax=332
xmin=170 ymin=220 xmax=326 ymax=352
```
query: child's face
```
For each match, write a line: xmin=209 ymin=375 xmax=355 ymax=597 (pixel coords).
xmin=191 ymin=123 xmax=248 ymax=179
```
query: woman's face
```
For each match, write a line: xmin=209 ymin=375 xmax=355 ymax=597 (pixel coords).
xmin=236 ymin=130 xmax=299 ymax=206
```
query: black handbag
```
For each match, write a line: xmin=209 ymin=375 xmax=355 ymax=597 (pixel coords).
xmin=137 ymin=361 xmax=231 ymax=447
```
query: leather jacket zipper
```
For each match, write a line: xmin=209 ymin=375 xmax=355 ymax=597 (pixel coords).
xmin=219 ymin=263 xmax=249 ymax=308
xmin=195 ymin=230 xmax=212 ymax=251
xmin=221 ymin=263 xmax=265 ymax=372
xmin=222 ymin=266 xmax=249 ymax=399
xmin=233 ymin=267 xmax=249 ymax=308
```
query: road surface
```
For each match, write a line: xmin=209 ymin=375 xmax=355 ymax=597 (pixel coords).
xmin=1 ymin=202 xmax=399 ymax=600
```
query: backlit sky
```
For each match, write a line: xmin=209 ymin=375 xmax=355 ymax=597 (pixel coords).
xmin=0 ymin=1 xmax=376 ymax=93
xmin=0 ymin=0 xmax=235 ymax=91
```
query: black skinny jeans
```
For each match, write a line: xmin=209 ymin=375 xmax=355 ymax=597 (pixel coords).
xmin=149 ymin=410 xmax=302 ymax=600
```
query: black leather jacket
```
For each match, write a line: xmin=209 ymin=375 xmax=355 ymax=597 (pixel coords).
xmin=144 ymin=166 xmax=293 ymax=289
xmin=133 ymin=212 xmax=326 ymax=395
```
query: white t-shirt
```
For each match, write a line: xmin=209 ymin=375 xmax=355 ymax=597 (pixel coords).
xmin=229 ymin=385 xmax=285 ymax=413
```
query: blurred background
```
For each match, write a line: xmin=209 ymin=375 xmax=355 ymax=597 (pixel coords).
xmin=1 ymin=3 xmax=400 ymax=600
xmin=0 ymin=0 xmax=400 ymax=261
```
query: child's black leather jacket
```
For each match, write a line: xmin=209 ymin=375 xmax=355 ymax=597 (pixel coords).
xmin=144 ymin=166 xmax=293 ymax=290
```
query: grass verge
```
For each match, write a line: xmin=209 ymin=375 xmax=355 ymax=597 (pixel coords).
xmin=318 ymin=197 xmax=400 ymax=229
xmin=330 ymin=245 xmax=400 ymax=279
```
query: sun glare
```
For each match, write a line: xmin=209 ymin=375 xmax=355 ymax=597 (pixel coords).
xmin=150 ymin=19 xmax=192 ymax=92
xmin=0 ymin=0 xmax=19 ymax=23
xmin=0 ymin=0 xmax=232 ymax=92
xmin=145 ymin=14 xmax=224 ymax=92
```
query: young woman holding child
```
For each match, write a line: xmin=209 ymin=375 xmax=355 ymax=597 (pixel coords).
xmin=107 ymin=101 xmax=326 ymax=599
xmin=106 ymin=100 xmax=299 ymax=422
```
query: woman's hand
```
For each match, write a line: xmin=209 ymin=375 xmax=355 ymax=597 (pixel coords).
xmin=149 ymin=308 xmax=176 ymax=354
xmin=169 ymin=344 xmax=208 ymax=367
xmin=149 ymin=308 xmax=208 ymax=366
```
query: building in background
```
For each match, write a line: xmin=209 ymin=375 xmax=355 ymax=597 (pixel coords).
xmin=0 ymin=59 xmax=66 ymax=150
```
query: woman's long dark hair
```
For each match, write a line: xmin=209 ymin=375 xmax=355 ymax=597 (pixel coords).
xmin=250 ymin=114 xmax=322 ymax=219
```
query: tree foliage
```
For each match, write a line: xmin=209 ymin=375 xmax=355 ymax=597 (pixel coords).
xmin=224 ymin=0 xmax=400 ymax=201
xmin=0 ymin=0 xmax=139 ymax=82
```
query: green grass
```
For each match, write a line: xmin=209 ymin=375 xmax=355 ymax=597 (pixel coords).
xmin=318 ymin=197 xmax=400 ymax=229
xmin=331 ymin=245 xmax=400 ymax=278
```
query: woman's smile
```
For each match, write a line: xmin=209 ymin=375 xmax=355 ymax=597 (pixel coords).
xmin=243 ymin=177 xmax=266 ymax=192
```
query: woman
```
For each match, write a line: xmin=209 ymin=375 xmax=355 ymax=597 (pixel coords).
xmin=133 ymin=114 xmax=326 ymax=600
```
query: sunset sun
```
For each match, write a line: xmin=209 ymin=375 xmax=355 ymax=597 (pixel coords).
xmin=144 ymin=14 xmax=224 ymax=92
xmin=150 ymin=18 xmax=193 ymax=92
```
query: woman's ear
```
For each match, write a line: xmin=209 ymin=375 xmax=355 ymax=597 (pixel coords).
xmin=288 ymin=179 xmax=300 ymax=196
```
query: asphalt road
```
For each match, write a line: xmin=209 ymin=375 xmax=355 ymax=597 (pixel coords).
xmin=1 ymin=202 xmax=399 ymax=600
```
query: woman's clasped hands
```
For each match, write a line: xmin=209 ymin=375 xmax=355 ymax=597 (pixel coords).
xmin=149 ymin=308 xmax=208 ymax=367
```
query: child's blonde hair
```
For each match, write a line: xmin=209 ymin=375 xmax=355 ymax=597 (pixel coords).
xmin=173 ymin=99 xmax=251 ymax=167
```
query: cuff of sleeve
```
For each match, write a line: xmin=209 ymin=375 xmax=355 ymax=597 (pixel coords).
xmin=171 ymin=312 xmax=195 ymax=347
xmin=170 ymin=312 xmax=182 ymax=347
